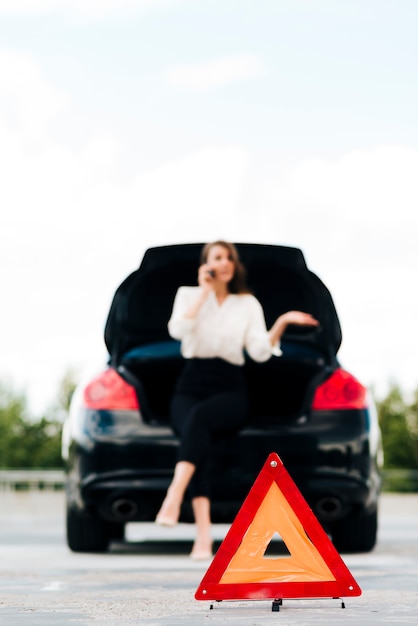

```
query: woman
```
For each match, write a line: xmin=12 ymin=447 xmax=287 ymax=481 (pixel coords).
xmin=155 ymin=241 xmax=318 ymax=560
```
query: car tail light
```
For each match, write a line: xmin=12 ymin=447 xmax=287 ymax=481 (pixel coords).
xmin=312 ymin=368 xmax=367 ymax=410
xmin=82 ymin=368 xmax=139 ymax=410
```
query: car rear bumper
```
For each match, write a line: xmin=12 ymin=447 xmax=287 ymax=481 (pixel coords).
xmin=65 ymin=407 xmax=381 ymax=524
xmin=67 ymin=463 xmax=379 ymax=526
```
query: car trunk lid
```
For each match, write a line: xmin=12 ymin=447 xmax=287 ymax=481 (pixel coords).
xmin=104 ymin=243 xmax=341 ymax=422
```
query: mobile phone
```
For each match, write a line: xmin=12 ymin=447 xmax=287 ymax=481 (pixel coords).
xmin=207 ymin=269 xmax=215 ymax=278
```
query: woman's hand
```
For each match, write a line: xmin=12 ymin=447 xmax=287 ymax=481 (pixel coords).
xmin=280 ymin=311 xmax=319 ymax=327
xmin=268 ymin=311 xmax=319 ymax=346
xmin=198 ymin=264 xmax=215 ymax=292
xmin=182 ymin=265 xmax=214 ymax=320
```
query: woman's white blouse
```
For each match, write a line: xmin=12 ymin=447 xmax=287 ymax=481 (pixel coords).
xmin=168 ymin=287 xmax=281 ymax=365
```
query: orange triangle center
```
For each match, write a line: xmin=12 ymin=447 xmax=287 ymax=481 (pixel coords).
xmin=220 ymin=482 xmax=335 ymax=584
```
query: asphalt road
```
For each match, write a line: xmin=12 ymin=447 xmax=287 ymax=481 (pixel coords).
xmin=0 ymin=491 xmax=417 ymax=625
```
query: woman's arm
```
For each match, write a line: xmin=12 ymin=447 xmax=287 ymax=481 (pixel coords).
xmin=268 ymin=311 xmax=319 ymax=346
xmin=168 ymin=265 xmax=215 ymax=339
xmin=183 ymin=264 xmax=214 ymax=319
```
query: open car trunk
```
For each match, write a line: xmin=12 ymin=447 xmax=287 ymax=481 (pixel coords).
xmin=105 ymin=243 xmax=342 ymax=424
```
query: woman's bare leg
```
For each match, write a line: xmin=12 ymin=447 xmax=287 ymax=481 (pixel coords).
xmin=155 ymin=461 xmax=195 ymax=526
xmin=190 ymin=496 xmax=213 ymax=560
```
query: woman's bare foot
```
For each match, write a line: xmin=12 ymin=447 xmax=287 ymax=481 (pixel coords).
xmin=155 ymin=461 xmax=196 ymax=527
xmin=189 ymin=535 xmax=213 ymax=560
xmin=155 ymin=492 xmax=181 ymax=527
xmin=190 ymin=496 xmax=212 ymax=559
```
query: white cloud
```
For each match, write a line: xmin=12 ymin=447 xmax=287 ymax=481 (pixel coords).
xmin=131 ymin=146 xmax=249 ymax=224
xmin=0 ymin=49 xmax=68 ymax=145
xmin=254 ymin=144 xmax=418 ymax=259
xmin=165 ymin=54 xmax=267 ymax=90
xmin=0 ymin=0 xmax=181 ymax=19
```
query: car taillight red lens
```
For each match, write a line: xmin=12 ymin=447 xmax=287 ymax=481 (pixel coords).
xmin=83 ymin=368 xmax=139 ymax=410
xmin=312 ymin=368 xmax=367 ymax=410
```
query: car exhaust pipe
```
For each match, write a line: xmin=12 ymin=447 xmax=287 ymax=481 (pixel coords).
xmin=110 ymin=498 xmax=138 ymax=522
xmin=315 ymin=496 xmax=343 ymax=521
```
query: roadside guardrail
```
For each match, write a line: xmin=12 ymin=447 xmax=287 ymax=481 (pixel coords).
xmin=0 ymin=469 xmax=65 ymax=491
xmin=0 ymin=469 xmax=417 ymax=492
xmin=381 ymin=469 xmax=418 ymax=493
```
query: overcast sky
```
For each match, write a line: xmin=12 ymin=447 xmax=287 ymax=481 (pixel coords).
xmin=1 ymin=0 xmax=418 ymax=415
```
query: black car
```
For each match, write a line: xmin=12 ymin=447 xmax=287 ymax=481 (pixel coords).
xmin=62 ymin=243 xmax=382 ymax=554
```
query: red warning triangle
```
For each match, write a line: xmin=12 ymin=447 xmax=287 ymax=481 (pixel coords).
xmin=195 ymin=452 xmax=361 ymax=601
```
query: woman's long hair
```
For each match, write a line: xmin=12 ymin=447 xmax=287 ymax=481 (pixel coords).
xmin=200 ymin=240 xmax=250 ymax=294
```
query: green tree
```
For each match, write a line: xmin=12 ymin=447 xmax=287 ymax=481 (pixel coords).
xmin=0 ymin=381 xmax=29 ymax=467
xmin=406 ymin=388 xmax=418 ymax=466
xmin=376 ymin=382 xmax=417 ymax=469
xmin=46 ymin=367 xmax=78 ymax=422
xmin=0 ymin=370 xmax=78 ymax=468
xmin=36 ymin=368 xmax=79 ymax=467
xmin=6 ymin=418 xmax=63 ymax=468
